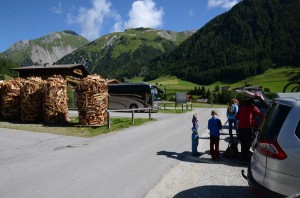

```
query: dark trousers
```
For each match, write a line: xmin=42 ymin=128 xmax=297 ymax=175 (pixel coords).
xmin=191 ymin=132 xmax=199 ymax=155
xmin=238 ymin=128 xmax=252 ymax=161
xmin=228 ymin=119 xmax=238 ymax=143
xmin=210 ymin=136 xmax=220 ymax=158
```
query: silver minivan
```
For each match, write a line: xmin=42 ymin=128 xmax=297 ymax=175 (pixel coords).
xmin=247 ymin=93 xmax=300 ymax=197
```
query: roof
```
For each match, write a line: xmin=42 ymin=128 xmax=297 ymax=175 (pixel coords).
xmin=107 ymin=79 xmax=121 ymax=84
xmin=12 ymin=63 xmax=89 ymax=78
xmin=276 ymin=92 xmax=300 ymax=100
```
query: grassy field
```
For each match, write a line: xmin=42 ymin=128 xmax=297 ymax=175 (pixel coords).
xmin=131 ymin=67 xmax=300 ymax=95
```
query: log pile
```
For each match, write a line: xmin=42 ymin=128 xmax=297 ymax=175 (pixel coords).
xmin=77 ymin=75 xmax=108 ymax=126
xmin=0 ymin=78 xmax=23 ymax=120
xmin=20 ymin=77 xmax=45 ymax=122
xmin=43 ymin=75 xmax=69 ymax=124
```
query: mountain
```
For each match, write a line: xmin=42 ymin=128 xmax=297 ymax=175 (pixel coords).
xmin=0 ymin=30 xmax=89 ymax=66
xmin=144 ymin=0 xmax=300 ymax=84
xmin=57 ymin=28 xmax=196 ymax=79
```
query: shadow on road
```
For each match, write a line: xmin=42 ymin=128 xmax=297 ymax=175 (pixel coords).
xmin=173 ymin=185 xmax=257 ymax=198
xmin=156 ymin=150 xmax=248 ymax=167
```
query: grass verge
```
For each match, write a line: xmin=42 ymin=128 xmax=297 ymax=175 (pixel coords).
xmin=0 ymin=117 xmax=156 ymax=138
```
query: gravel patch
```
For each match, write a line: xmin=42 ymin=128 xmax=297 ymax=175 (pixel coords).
xmin=145 ymin=128 xmax=257 ymax=198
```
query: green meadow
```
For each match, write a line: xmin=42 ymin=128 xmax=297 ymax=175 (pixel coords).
xmin=130 ymin=67 xmax=300 ymax=96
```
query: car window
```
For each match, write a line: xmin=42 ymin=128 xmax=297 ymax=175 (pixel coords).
xmin=254 ymin=98 xmax=269 ymax=110
xmin=296 ymin=120 xmax=300 ymax=140
xmin=259 ymin=103 xmax=291 ymax=140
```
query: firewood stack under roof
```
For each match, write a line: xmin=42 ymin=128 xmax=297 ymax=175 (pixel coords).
xmin=42 ymin=75 xmax=70 ymax=124
xmin=0 ymin=78 xmax=23 ymax=120
xmin=20 ymin=77 xmax=45 ymax=122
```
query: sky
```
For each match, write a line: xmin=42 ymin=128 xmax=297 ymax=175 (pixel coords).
xmin=0 ymin=0 xmax=241 ymax=52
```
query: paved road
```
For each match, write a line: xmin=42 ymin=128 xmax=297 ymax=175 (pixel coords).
xmin=0 ymin=108 xmax=254 ymax=198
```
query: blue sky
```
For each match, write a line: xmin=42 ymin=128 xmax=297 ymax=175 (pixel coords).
xmin=0 ymin=0 xmax=241 ymax=52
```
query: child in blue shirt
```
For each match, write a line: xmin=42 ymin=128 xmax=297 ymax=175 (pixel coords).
xmin=226 ymin=99 xmax=239 ymax=143
xmin=191 ymin=114 xmax=200 ymax=156
xmin=208 ymin=110 xmax=222 ymax=160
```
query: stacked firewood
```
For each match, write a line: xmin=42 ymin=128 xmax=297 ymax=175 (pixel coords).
xmin=77 ymin=75 xmax=108 ymax=126
xmin=20 ymin=77 xmax=45 ymax=122
xmin=0 ymin=78 xmax=23 ymax=120
xmin=43 ymin=75 xmax=69 ymax=124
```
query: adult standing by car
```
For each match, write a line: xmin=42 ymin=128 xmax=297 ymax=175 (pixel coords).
xmin=226 ymin=99 xmax=239 ymax=143
xmin=235 ymin=98 xmax=264 ymax=165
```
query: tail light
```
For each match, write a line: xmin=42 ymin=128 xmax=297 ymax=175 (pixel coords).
xmin=257 ymin=140 xmax=287 ymax=160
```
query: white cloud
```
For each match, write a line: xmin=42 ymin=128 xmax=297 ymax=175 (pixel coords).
xmin=124 ymin=0 xmax=164 ymax=29
xmin=50 ymin=2 xmax=63 ymax=14
xmin=208 ymin=0 xmax=240 ymax=9
xmin=67 ymin=0 xmax=164 ymax=40
xmin=67 ymin=0 xmax=122 ymax=41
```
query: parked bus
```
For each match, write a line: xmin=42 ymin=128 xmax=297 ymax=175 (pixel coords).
xmin=108 ymin=82 xmax=163 ymax=111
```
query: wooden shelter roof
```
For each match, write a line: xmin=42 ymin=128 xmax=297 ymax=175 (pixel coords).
xmin=11 ymin=63 xmax=89 ymax=79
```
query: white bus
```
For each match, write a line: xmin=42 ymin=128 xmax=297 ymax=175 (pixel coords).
xmin=108 ymin=82 xmax=163 ymax=111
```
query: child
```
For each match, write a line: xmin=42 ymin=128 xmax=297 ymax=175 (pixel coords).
xmin=208 ymin=110 xmax=222 ymax=160
xmin=191 ymin=114 xmax=200 ymax=156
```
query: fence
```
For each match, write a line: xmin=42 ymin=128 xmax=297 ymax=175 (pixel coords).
xmin=160 ymin=101 xmax=193 ymax=111
xmin=107 ymin=108 xmax=152 ymax=129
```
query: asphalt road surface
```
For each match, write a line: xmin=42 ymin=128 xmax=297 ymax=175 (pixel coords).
xmin=0 ymin=108 xmax=253 ymax=198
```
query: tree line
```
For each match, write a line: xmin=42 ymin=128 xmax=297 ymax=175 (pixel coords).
xmin=144 ymin=0 xmax=300 ymax=84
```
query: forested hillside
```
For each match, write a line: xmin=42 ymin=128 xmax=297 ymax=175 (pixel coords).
xmin=57 ymin=28 xmax=195 ymax=79
xmin=145 ymin=0 xmax=300 ymax=84
xmin=0 ymin=58 xmax=18 ymax=79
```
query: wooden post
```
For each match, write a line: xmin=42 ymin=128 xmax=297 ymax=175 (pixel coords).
xmin=131 ymin=110 xmax=134 ymax=124
xmin=107 ymin=111 xmax=110 ymax=129
xmin=149 ymin=108 xmax=152 ymax=120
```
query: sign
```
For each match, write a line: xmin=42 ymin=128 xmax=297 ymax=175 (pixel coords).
xmin=175 ymin=92 xmax=187 ymax=104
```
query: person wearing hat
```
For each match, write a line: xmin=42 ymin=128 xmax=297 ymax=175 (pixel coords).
xmin=208 ymin=110 xmax=222 ymax=160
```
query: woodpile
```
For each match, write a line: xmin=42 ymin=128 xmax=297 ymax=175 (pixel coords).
xmin=0 ymin=74 xmax=108 ymax=127
xmin=43 ymin=75 xmax=69 ymax=124
xmin=77 ymin=75 xmax=108 ymax=126
xmin=0 ymin=78 xmax=23 ymax=120
xmin=20 ymin=77 xmax=45 ymax=122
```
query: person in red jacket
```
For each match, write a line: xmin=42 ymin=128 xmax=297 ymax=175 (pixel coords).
xmin=235 ymin=98 xmax=264 ymax=165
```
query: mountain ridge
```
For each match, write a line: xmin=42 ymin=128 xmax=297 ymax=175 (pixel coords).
xmin=144 ymin=0 xmax=300 ymax=84
xmin=57 ymin=28 xmax=196 ymax=79
xmin=0 ymin=30 xmax=89 ymax=66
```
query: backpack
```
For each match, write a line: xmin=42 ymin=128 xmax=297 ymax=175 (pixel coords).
xmin=227 ymin=104 xmax=235 ymax=115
